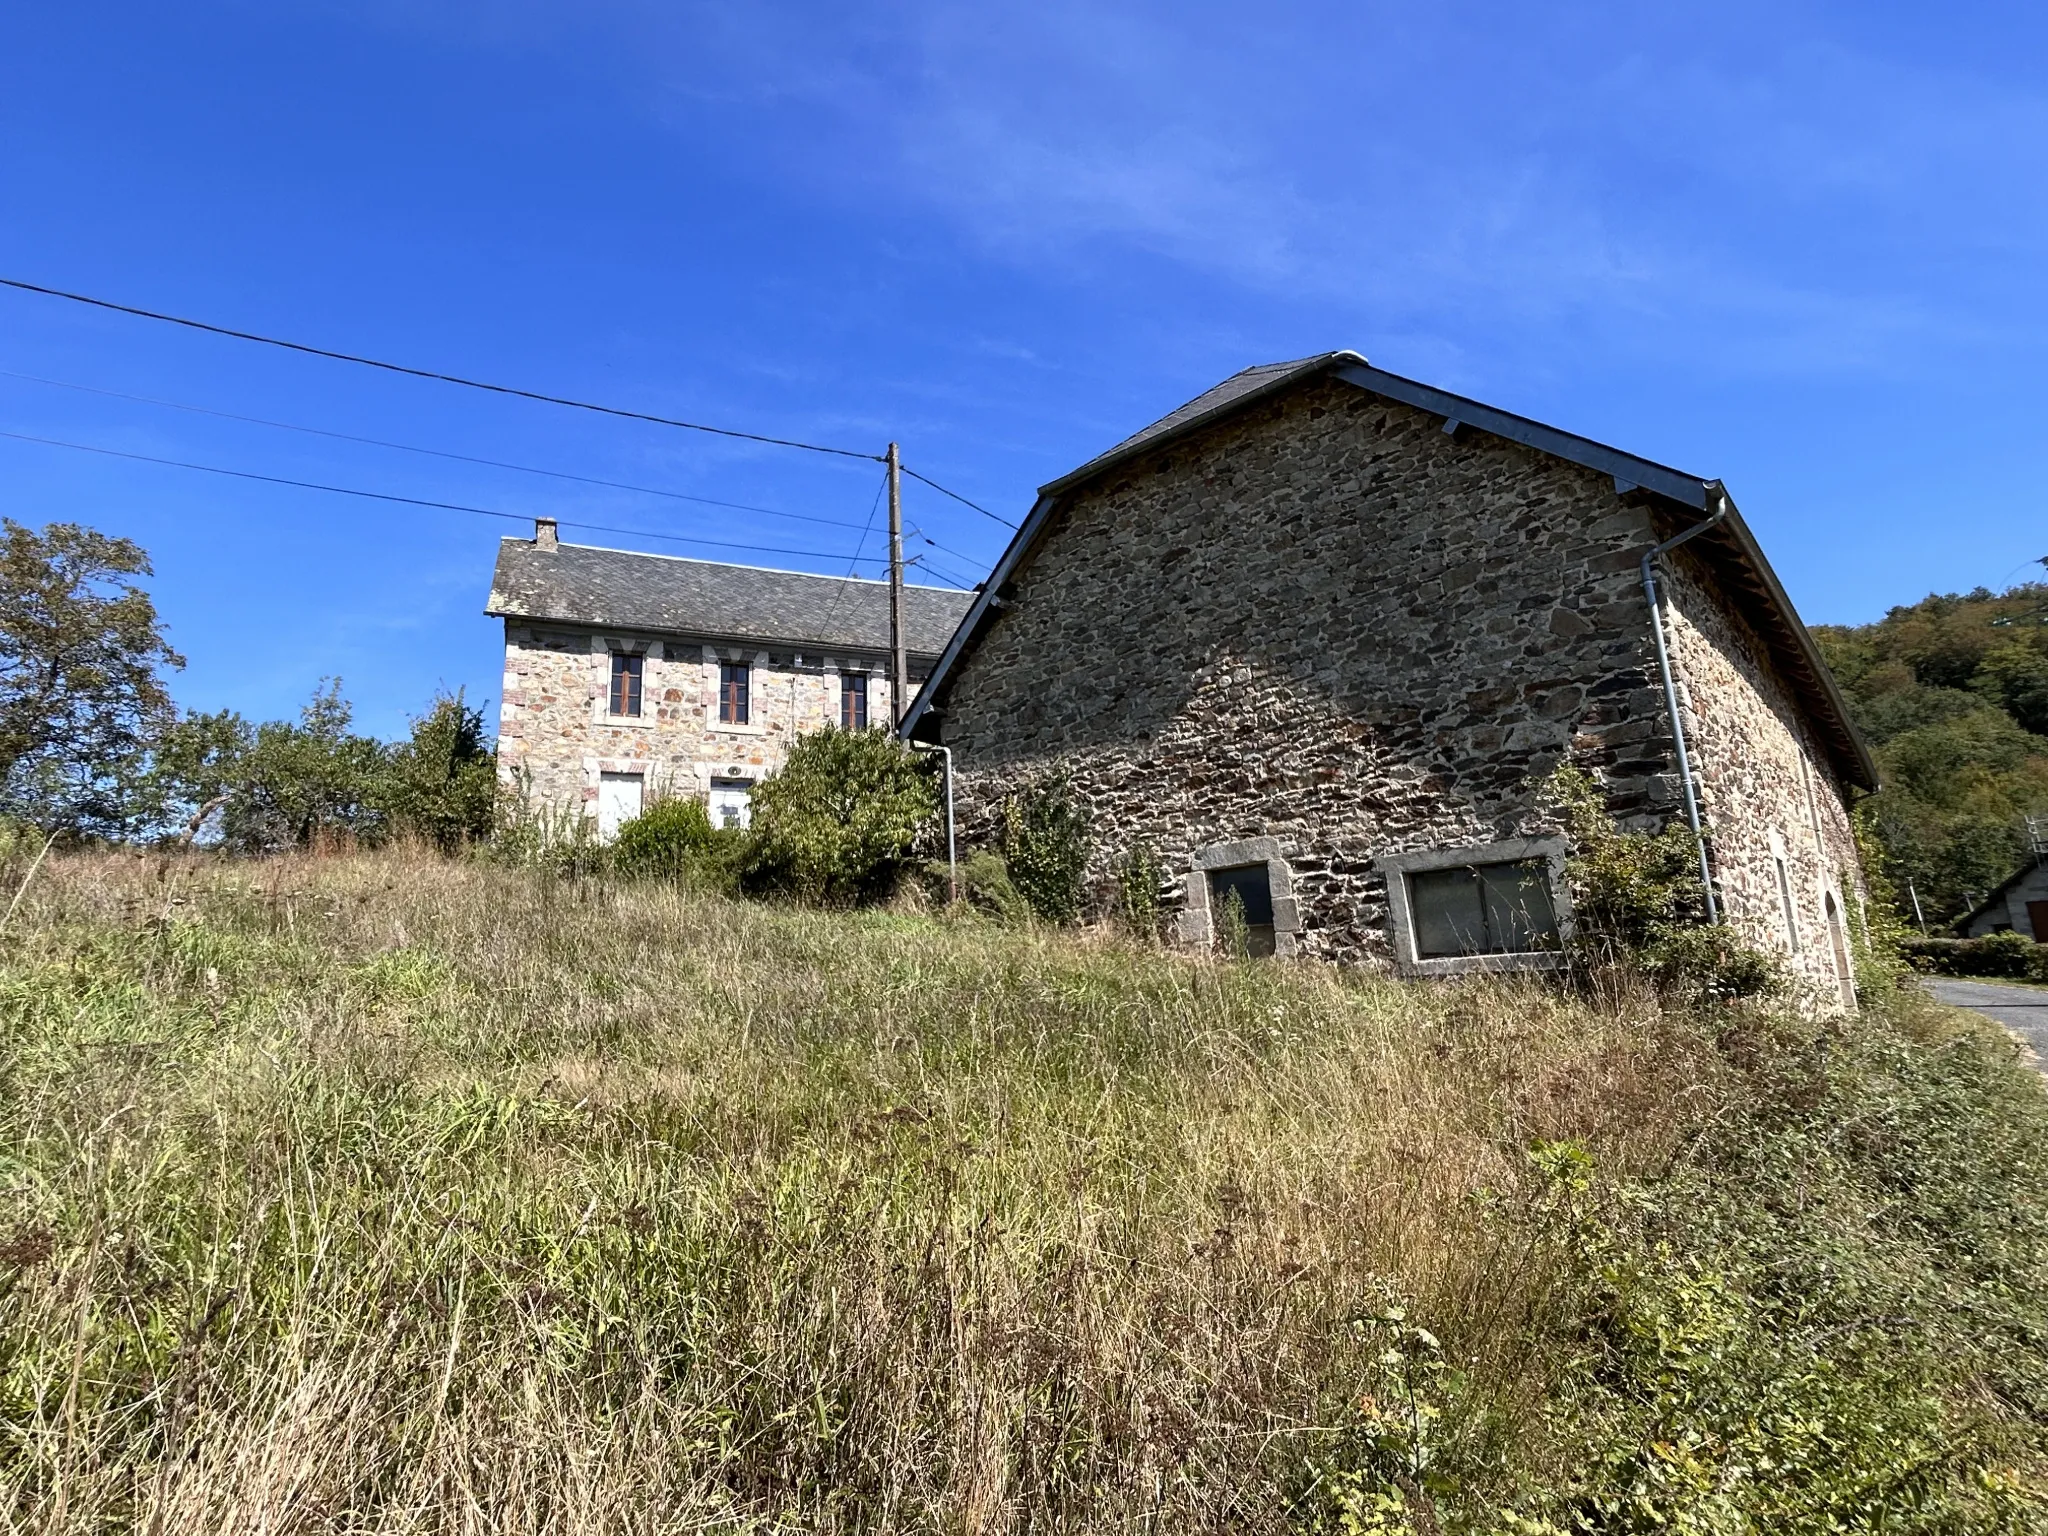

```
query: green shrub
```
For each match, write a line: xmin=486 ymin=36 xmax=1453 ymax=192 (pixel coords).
xmin=1903 ymin=930 xmax=2040 ymax=980
xmin=611 ymin=795 xmax=739 ymax=892
xmin=1546 ymin=765 xmax=1782 ymax=1001
xmin=742 ymin=728 xmax=938 ymax=904
xmin=382 ymin=691 xmax=497 ymax=852
xmin=1115 ymin=841 xmax=1164 ymax=940
xmin=960 ymin=848 xmax=1029 ymax=922
xmin=1001 ymin=770 xmax=1090 ymax=925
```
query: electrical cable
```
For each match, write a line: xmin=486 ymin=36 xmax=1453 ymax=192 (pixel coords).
xmin=899 ymin=464 xmax=1018 ymax=529
xmin=0 ymin=275 xmax=885 ymax=463
xmin=0 ymin=427 xmax=889 ymax=564
xmin=0 ymin=367 xmax=879 ymax=532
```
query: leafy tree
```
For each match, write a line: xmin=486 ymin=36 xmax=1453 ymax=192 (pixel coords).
xmin=1814 ymin=579 xmax=2048 ymax=925
xmin=742 ymin=727 xmax=937 ymax=904
xmin=611 ymin=794 xmax=739 ymax=890
xmin=0 ymin=520 xmax=182 ymax=834
xmin=138 ymin=708 xmax=256 ymax=844
xmin=382 ymin=690 xmax=496 ymax=851
xmin=220 ymin=680 xmax=390 ymax=852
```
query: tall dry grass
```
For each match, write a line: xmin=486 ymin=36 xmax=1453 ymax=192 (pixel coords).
xmin=0 ymin=848 xmax=1708 ymax=1533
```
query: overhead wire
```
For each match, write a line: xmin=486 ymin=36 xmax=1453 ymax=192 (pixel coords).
xmin=899 ymin=464 xmax=1018 ymax=529
xmin=0 ymin=367 xmax=880 ymax=532
xmin=0 ymin=428 xmax=892 ymax=565
xmin=0 ymin=274 xmax=885 ymax=462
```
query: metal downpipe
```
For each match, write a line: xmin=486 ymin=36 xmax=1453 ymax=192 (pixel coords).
xmin=1639 ymin=494 xmax=1730 ymax=924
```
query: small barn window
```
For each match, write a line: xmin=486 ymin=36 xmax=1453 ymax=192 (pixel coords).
xmin=608 ymin=652 xmax=643 ymax=717
xmin=841 ymin=672 xmax=869 ymax=731
xmin=1208 ymin=863 xmax=1276 ymax=957
xmin=1407 ymin=859 xmax=1559 ymax=959
xmin=1381 ymin=839 xmax=1569 ymax=976
xmin=718 ymin=661 xmax=750 ymax=725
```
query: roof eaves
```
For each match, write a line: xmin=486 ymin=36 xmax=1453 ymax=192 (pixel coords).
xmin=902 ymin=490 xmax=1057 ymax=736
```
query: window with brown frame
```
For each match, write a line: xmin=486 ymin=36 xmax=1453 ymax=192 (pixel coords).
xmin=840 ymin=671 xmax=868 ymax=731
xmin=718 ymin=660 xmax=750 ymax=725
xmin=608 ymin=651 xmax=643 ymax=717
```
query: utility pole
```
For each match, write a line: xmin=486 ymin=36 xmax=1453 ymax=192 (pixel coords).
xmin=1907 ymin=878 xmax=1928 ymax=935
xmin=886 ymin=441 xmax=906 ymax=724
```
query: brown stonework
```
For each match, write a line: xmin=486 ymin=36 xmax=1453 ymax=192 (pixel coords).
xmin=917 ymin=366 xmax=1869 ymax=998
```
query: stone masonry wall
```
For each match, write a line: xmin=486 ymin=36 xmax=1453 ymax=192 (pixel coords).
xmin=1660 ymin=549 xmax=1865 ymax=1002
xmin=932 ymin=373 xmax=1863 ymax=980
xmin=497 ymin=622 xmax=925 ymax=818
xmin=935 ymin=378 xmax=1687 ymax=966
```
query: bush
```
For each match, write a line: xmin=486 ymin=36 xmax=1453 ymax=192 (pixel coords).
xmin=611 ymin=795 xmax=739 ymax=892
xmin=1001 ymin=770 xmax=1090 ymax=925
xmin=960 ymin=848 xmax=1029 ymax=922
xmin=1903 ymin=930 xmax=2048 ymax=981
xmin=382 ymin=691 xmax=496 ymax=852
xmin=1115 ymin=842 xmax=1164 ymax=940
xmin=1546 ymin=765 xmax=1782 ymax=1001
xmin=742 ymin=728 xmax=937 ymax=904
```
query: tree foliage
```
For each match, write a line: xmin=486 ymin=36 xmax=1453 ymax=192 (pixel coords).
xmin=0 ymin=520 xmax=182 ymax=834
xmin=741 ymin=727 xmax=937 ymax=904
xmin=381 ymin=691 xmax=497 ymax=852
xmin=1814 ymin=580 xmax=2048 ymax=925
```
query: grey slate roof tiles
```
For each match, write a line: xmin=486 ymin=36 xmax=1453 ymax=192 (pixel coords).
xmin=486 ymin=539 xmax=975 ymax=658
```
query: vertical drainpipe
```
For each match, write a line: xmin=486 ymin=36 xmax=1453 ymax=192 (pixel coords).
xmin=1640 ymin=492 xmax=1730 ymax=924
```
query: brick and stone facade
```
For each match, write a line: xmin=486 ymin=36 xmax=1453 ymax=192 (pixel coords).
xmin=487 ymin=531 xmax=973 ymax=831
xmin=906 ymin=354 xmax=1874 ymax=1001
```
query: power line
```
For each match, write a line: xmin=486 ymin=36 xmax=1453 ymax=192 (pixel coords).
xmin=0 ymin=427 xmax=889 ymax=564
xmin=0 ymin=366 xmax=877 ymax=534
xmin=900 ymin=464 xmax=1018 ymax=529
xmin=0 ymin=274 xmax=885 ymax=464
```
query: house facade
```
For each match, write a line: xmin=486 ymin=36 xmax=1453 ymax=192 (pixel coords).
xmin=905 ymin=353 xmax=1876 ymax=1002
xmin=488 ymin=519 xmax=974 ymax=836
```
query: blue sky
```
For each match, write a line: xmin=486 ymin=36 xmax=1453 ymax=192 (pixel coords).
xmin=3 ymin=1 xmax=2044 ymax=737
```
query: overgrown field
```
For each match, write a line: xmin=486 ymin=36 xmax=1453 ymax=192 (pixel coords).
xmin=2 ymin=850 xmax=2047 ymax=1532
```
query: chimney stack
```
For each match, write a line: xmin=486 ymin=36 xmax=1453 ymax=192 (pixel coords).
xmin=535 ymin=517 xmax=558 ymax=550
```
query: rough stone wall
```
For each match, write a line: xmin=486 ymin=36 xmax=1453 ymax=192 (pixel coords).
xmin=932 ymin=374 xmax=1864 ymax=982
xmin=934 ymin=377 xmax=1692 ymax=967
xmin=1659 ymin=551 xmax=1865 ymax=1000
xmin=497 ymin=622 xmax=920 ymax=815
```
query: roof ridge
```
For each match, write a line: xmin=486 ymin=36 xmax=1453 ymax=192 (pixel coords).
xmin=497 ymin=535 xmax=966 ymax=593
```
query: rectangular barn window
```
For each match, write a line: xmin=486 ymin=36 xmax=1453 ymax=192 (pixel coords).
xmin=841 ymin=672 xmax=869 ymax=731
xmin=1407 ymin=859 xmax=1559 ymax=959
xmin=718 ymin=661 xmax=750 ymax=725
xmin=608 ymin=651 xmax=643 ymax=717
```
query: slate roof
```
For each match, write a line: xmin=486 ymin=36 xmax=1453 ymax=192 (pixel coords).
xmin=906 ymin=352 xmax=1879 ymax=792
xmin=485 ymin=539 xmax=975 ymax=657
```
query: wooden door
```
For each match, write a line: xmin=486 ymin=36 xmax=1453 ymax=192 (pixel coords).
xmin=2027 ymin=900 xmax=2048 ymax=943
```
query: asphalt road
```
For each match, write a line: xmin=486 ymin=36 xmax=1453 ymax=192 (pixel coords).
xmin=1926 ymin=978 xmax=2048 ymax=1063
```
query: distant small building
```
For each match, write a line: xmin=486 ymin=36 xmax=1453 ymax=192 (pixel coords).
xmin=486 ymin=519 xmax=973 ymax=837
xmin=1959 ymin=860 xmax=2048 ymax=941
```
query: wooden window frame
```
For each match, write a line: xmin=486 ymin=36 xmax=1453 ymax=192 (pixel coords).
xmin=840 ymin=671 xmax=869 ymax=731
xmin=718 ymin=660 xmax=751 ymax=725
xmin=608 ymin=651 xmax=644 ymax=718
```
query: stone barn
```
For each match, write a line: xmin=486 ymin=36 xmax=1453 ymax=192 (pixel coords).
xmin=489 ymin=520 xmax=972 ymax=836
xmin=904 ymin=352 xmax=1876 ymax=1003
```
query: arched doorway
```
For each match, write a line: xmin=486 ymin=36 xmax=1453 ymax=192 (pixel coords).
xmin=1824 ymin=892 xmax=1855 ymax=1010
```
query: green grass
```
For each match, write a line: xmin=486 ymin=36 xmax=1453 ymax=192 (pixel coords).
xmin=0 ymin=849 xmax=2044 ymax=1532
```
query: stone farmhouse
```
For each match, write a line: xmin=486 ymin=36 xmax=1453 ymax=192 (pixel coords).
xmin=488 ymin=518 xmax=973 ymax=837
xmin=904 ymin=352 xmax=1877 ymax=1002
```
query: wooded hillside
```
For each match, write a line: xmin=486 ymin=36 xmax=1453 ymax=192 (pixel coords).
xmin=1814 ymin=579 xmax=2048 ymax=925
